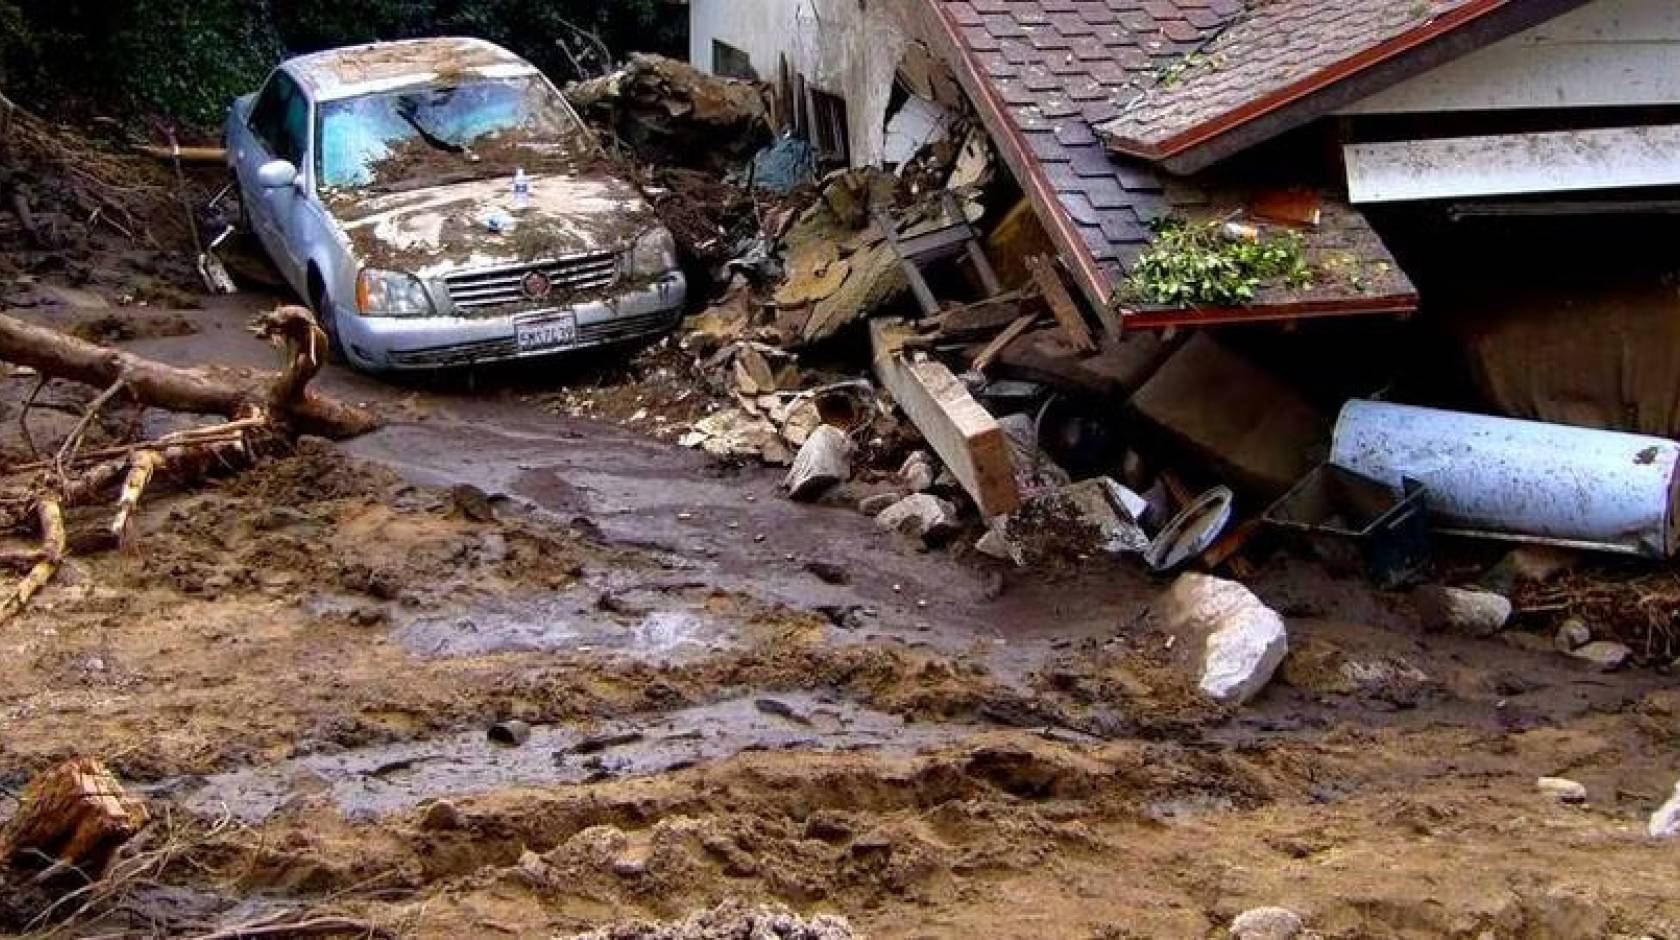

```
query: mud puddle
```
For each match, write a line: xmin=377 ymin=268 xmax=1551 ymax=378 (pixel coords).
xmin=395 ymin=583 xmax=738 ymax=660
xmin=171 ymin=694 xmax=978 ymax=823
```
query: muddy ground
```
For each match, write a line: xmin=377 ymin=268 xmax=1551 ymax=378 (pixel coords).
xmin=1 ymin=294 xmax=1677 ymax=939
xmin=0 ymin=235 xmax=1677 ymax=940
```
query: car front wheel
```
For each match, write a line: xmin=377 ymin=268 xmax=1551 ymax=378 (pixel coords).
xmin=309 ymin=280 xmax=348 ymax=363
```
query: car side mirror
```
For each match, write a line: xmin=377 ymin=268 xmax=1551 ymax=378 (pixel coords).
xmin=257 ymin=159 xmax=298 ymax=190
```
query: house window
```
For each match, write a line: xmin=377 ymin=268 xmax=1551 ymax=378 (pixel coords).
xmin=712 ymin=41 xmax=757 ymax=80
xmin=808 ymin=88 xmax=850 ymax=163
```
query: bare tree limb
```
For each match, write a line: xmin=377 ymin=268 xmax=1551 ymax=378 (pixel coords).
xmin=0 ymin=309 xmax=378 ymax=439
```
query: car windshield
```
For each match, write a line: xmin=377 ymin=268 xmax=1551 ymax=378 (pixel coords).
xmin=318 ymin=75 xmax=593 ymax=193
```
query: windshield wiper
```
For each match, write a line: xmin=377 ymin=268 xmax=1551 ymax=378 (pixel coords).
xmin=396 ymin=98 xmax=465 ymax=155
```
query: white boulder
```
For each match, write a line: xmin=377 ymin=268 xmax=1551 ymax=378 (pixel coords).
xmin=1229 ymin=906 xmax=1304 ymax=939
xmin=876 ymin=494 xmax=959 ymax=546
xmin=1160 ymin=574 xmax=1289 ymax=706
xmin=1649 ymin=780 xmax=1680 ymax=839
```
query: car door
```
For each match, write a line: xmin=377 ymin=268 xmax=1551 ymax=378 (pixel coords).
xmin=235 ymin=70 xmax=311 ymax=290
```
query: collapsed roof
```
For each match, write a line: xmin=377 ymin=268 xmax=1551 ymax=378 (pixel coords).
xmin=918 ymin=0 xmax=1595 ymax=326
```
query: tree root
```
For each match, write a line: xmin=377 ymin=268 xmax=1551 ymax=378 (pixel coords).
xmin=0 ymin=305 xmax=379 ymax=622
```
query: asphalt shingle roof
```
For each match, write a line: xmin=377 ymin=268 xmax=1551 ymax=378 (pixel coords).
xmin=1097 ymin=0 xmax=1487 ymax=160
xmin=927 ymin=0 xmax=1417 ymax=321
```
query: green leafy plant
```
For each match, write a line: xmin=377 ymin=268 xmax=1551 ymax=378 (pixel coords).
xmin=1121 ymin=216 xmax=1312 ymax=307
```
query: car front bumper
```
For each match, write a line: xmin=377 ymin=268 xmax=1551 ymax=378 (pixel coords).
xmin=336 ymin=272 xmax=687 ymax=371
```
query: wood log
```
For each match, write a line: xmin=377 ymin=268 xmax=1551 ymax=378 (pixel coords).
xmin=0 ymin=309 xmax=377 ymax=439
xmin=0 ymin=758 xmax=148 ymax=874
xmin=783 ymin=424 xmax=853 ymax=501
xmin=872 ymin=318 xmax=1020 ymax=517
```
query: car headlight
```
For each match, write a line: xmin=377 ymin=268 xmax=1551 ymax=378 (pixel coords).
xmin=628 ymin=228 xmax=678 ymax=278
xmin=356 ymin=268 xmax=436 ymax=318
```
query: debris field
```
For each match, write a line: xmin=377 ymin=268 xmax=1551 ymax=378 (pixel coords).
xmin=0 ymin=47 xmax=1678 ymax=940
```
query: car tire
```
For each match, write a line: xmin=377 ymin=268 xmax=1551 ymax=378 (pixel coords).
xmin=309 ymin=278 xmax=348 ymax=364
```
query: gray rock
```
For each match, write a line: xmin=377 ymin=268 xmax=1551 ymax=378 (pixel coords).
xmin=1229 ymin=906 xmax=1304 ymax=940
xmin=1536 ymin=776 xmax=1587 ymax=804
xmin=875 ymin=494 xmax=959 ymax=546
xmin=1570 ymin=640 xmax=1633 ymax=672
xmin=1413 ymin=585 xmax=1512 ymax=637
xmin=1649 ymin=780 xmax=1680 ymax=839
xmin=1554 ymin=618 xmax=1592 ymax=652
xmin=857 ymin=492 xmax=903 ymax=517
xmin=1159 ymin=574 xmax=1289 ymax=706
xmin=898 ymin=451 xmax=937 ymax=493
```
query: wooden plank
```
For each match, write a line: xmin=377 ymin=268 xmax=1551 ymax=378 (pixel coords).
xmin=872 ymin=318 xmax=1021 ymax=517
xmin=931 ymin=291 xmax=1031 ymax=340
xmin=969 ymin=313 xmax=1037 ymax=373
xmin=1026 ymin=255 xmax=1097 ymax=352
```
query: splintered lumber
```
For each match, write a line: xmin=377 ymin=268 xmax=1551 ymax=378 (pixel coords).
xmin=1026 ymin=255 xmax=1097 ymax=352
xmin=871 ymin=319 xmax=1020 ymax=517
xmin=0 ymin=758 xmax=149 ymax=874
xmin=0 ymin=309 xmax=377 ymax=439
xmin=970 ymin=314 xmax=1037 ymax=373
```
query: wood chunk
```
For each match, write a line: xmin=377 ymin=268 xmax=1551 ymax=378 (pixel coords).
xmin=871 ymin=319 xmax=1021 ymax=517
xmin=1026 ymin=255 xmax=1096 ymax=353
xmin=0 ymin=758 xmax=149 ymax=874
xmin=1131 ymin=334 xmax=1328 ymax=497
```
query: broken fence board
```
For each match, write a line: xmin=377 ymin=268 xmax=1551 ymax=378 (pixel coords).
xmin=970 ymin=314 xmax=1038 ymax=373
xmin=1026 ymin=255 xmax=1097 ymax=353
xmin=871 ymin=319 xmax=1021 ymax=517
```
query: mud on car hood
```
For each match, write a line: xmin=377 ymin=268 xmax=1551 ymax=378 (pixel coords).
xmin=330 ymin=173 xmax=658 ymax=279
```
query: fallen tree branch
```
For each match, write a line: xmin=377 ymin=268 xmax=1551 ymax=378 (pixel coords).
xmin=109 ymin=449 xmax=161 ymax=545
xmin=0 ymin=309 xmax=377 ymax=439
xmin=179 ymin=915 xmax=394 ymax=940
xmin=54 ymin=375 xmax=127 ymax=478
xmin=0 ymin=306 xmax=379 ymax=621
xmin=0 ymin=498 xmax=62 ymax=622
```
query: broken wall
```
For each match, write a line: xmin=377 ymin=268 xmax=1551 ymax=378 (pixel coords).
xmin=688 ymin=0 xmax=917 ymax=167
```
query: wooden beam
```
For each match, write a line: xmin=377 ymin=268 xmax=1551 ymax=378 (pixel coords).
xmin=871 ymin=319 xmax=1021 ymax=517
xmin=1026 ymin=255 xmax=1098 ymax=351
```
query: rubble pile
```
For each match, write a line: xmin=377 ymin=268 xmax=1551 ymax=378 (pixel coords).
xmin=567 ymin=54 xmax=772 ymax=174
xmin=559 ymin=42 xmax=1680 ymax=704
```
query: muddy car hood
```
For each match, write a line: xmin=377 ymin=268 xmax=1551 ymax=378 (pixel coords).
xmin=330 ymin=173 xmax=656 ymax=279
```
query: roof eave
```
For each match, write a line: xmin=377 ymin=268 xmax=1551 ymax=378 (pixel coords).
xmin=1099 ymin=0 xmax=1597 ymax=176
xmin=1120 ymin=293 xmax=1421 ymax=330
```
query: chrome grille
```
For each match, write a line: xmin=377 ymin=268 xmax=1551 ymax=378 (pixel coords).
xmin=444 ymin=250 xmax=620 ymax=310
xmin=386 ymin=310 xmax=680 ymax=368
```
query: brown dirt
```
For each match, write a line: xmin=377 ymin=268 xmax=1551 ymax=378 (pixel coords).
xmin=1 ymin=422 xmax=1677 ymax=938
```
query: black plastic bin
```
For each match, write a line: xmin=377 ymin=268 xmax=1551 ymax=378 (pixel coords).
xmin=1263 ymin=464 xmax=1430 ymax=588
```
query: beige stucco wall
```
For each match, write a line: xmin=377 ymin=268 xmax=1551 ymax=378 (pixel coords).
xmin=688 ymin=0 xmax=920 ymax=167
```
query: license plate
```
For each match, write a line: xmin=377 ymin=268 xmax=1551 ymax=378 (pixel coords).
xmin=516 ymin=315 xmax=577 ymax=353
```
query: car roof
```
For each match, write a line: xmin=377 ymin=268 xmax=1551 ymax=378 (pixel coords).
xmin=282 ymin=37 xmax=539 ymax=101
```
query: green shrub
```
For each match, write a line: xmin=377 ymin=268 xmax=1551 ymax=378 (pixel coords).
xmin=1122 ymin=217 xmax=1313 ymax=308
